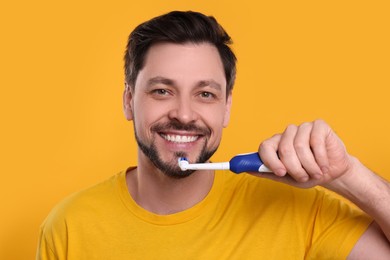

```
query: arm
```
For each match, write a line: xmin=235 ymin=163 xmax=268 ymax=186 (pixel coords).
xmin=255 ymin=119 xmax=390 ymax=257
xmin=331 ymin=158 xmax=390 ymax=259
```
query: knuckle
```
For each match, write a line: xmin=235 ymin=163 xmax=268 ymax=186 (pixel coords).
xmin=259 ymin=140 xmax=270 ymax=150
xmin=309 ymin=136 xmax=322 ymax=147
xmin=260 ymin=134 xmax=281 ymax=148
xmin=285 ymin=124 xmax=298 ymax=132
xmin=299 ymin=122 xmax=312 ymax=130
xmin=293 ymin=141 xmax=306 ymax=153
xmin=314 ymin=118 xmax=325 ymax=124
xmin=278 ymin=146 xmax=293 ymax=158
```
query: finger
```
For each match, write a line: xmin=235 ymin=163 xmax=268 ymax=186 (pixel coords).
xmin=278 ymin=125 xmax=310 ymax=182
xmin=294 ymin=122 xmax=323 ymax=179
xmin=310 ymin=120 xmax=330 ymax=174
xmin=259 ymin=134 xmax=287 ymax=176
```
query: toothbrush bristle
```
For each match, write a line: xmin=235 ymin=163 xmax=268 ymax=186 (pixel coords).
xmin=178 ymin=157 xmax=189 ymax=171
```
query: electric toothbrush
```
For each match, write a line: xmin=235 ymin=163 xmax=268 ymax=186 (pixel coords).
xmin=178 ymin=152 xmax=271 ymax=174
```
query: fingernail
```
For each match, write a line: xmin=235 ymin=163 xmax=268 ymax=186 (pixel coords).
xmin=276 ymin=169 xmax=286 ymax=176
xmin=300 ymin=176 xmax=309 ymax=182
xmin=312 ymin=174 xmax=322 ymax=180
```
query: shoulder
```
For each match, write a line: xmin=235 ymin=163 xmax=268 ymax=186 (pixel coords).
xmin=37 ymin=170 xmax=128 ymax=258
xmin=40 ymin=171 xmax=125 ymax=231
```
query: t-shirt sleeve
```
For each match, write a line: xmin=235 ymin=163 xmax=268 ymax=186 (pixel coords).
xmin=36 ymin=225 xmax=58 ymax=260
xmin=36 ymin=206 xmax=69 ymax=260
xmin=306 ymin=190 xmax=373 ymax=259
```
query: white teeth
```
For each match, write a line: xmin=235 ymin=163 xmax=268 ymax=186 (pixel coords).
xmin=163 ymin=134 xmax=198 ymax=143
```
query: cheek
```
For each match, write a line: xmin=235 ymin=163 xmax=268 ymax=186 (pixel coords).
xmin=206 ymin=125 xmax=224 ymax=150
xmin=203 ymin=108 xmax=226 ymax=138
xmin=133 ymin=101 xmax=166 ymax=133
xmin=208 ymin=105 xmax=229 ymax=125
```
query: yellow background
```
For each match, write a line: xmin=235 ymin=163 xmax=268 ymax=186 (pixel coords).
xmin=1 ymin=0 xmax=389 ymax=259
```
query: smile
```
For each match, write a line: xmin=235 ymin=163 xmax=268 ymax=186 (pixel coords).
xmin=160 ymin=134 xmax=199 ymax=143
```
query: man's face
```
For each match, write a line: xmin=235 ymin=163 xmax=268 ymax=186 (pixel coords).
xmin=124 ymin=42 xmax=232 ymax=178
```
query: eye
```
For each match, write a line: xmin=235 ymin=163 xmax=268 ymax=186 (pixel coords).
xmin=149 ymin=88 xmax=173 ymax=98
xmin=199 ymin=91 xmax=216 ymax=99
xmin=148 ymin=88 xmax=173 ymax=100
xmin=153 ymin=89 xmax=169 ymax=95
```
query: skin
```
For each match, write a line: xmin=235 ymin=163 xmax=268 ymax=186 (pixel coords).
xmin=123 ymin=42 xmax=390 ymax=257
xmin=123 ymin=42 xmax=232 ymax=214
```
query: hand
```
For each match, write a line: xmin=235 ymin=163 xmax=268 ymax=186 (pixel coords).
xmin=254 ymin=120 xmax=390 ymax=254
xmin=253 ymin=119 xmax=352 ymax=189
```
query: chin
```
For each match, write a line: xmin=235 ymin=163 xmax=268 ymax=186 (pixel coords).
xmin=164 ymin=169 xmax=195 ymax=179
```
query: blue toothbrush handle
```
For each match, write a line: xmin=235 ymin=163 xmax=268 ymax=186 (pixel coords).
xmin=229 ymin=152 xmax=269 ymax=174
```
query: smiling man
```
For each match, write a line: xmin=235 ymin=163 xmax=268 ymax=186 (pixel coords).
xmin=37 ymin=11 xmax=390 ymax=259
xmin=125 ymin=42 xmax=231 ymax=180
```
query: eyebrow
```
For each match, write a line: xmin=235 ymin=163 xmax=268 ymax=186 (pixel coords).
xmin=147 ymin=76 xmax=222 ymax=91
xmin=147 ymin=76 xmax=175 ymax=86
xmin=198 ymin=80 xmax=222 ymax=91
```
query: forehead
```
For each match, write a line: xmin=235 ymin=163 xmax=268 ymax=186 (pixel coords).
xmin=137 ymin=42 xmax=226 ymax=88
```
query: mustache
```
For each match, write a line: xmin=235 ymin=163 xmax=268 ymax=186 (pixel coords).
xmin=151 ymin=121 xmax=211 ymax=136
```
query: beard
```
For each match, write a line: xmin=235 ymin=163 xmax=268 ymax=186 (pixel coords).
xmin=134 ymin=120 xmax=218 ymax=179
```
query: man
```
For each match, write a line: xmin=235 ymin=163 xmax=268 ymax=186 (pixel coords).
xmin=37 ymin=11 xmax=390 ymax=259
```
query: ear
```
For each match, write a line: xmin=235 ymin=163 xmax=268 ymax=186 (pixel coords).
xmin=223 ymin=92 xmax=232 ymax=127
xmin=123 ymin=83 xmax=134 ymax=121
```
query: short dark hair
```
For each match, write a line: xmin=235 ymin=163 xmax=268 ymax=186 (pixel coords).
xmin=124 ymin=11 xmax=237 ymax=94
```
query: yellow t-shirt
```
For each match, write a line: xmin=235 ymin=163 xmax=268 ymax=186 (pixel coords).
xmin=37 ymin=169 xmax=372 ymax=259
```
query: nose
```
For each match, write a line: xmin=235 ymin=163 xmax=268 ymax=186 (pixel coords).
xmin=168 ymin=96 xmax=198 ymax=124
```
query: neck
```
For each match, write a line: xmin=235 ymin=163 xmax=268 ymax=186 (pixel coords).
xmin=126 ymin=158 xmax=215 ymax=215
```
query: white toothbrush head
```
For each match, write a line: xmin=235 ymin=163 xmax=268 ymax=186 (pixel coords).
xmin=178 ymin=157 xmax=190 ymax=171
xmin=178 ymin=158 xmax=230 ymax=171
